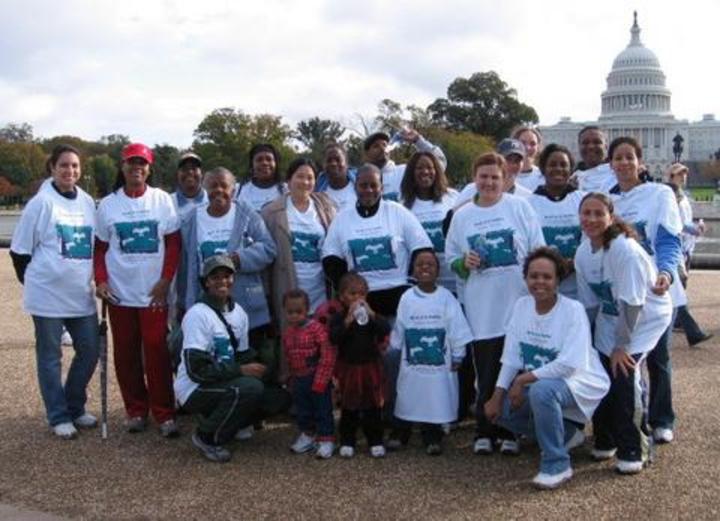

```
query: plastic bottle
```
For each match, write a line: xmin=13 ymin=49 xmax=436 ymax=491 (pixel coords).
xmin=353 ymin=303 xmax=369 ymax=326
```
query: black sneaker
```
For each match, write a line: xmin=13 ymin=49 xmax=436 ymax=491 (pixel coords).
xmin=192 ymin=432 xmax=231 ymax=463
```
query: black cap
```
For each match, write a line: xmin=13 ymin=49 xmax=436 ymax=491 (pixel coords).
xmin=178 ymin=152 xmax=202 ymax=169
xmin=363 ymin=132 xmax=391 ymax=151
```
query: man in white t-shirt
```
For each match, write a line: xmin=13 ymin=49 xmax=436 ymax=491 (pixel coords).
xmin=573 ymin=126 xmax=616 ymax=193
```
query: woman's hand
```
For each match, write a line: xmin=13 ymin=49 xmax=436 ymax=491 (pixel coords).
xmin=96 ymin=282 xmax=115 ymax=303
xmin=484 ymin=389 xmax=505 ymax=424
xmin=610 ymin=348 xmax=636 ymax=378
xmin=148 ymin=279 xmax=171 ymax=309
xmin=651 ymin=272 xmax=671 ymax=295
xmin=401 ymin=128 xmax=420 ymax=143
xmin=464 ymin=251 xmax=482 ymax=270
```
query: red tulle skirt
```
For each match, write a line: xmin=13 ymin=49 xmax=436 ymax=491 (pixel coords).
xmin=335 ymin=360 xmax=385 ymax=411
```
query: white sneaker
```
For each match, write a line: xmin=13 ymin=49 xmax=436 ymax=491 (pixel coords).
xmin=591 ymin=447 xmax=617 ymax=461
xmin=442 ymin=423 xmax=452 ymax=435
xmin=533 ymin=467 xmax=573 ymax=490
xmin=339 ymin=445 xmax=355 ymax=458
xmin=370 ymin=445 xmax=386 ymax=458
xmin=235 ymin=425 xmax=254 ymax=441
xmin=473 ymin=437 xmax=493 ymax=455
xmin=53 ymin=422 xmax=78 ymax=440
xmin=316 ymin=441 xmax=335 ymax=459
xmin=290 ymin=432 xmax=316 ymax=454
xmin=653 ymin=427 xmax=674 ymax=444
xmin=61 ymin=330 xmax=73 ymax=346
xmin=499 ymin=439 xmax=520 ymax=456
xmin=616 ymin=459 xmax=644 ymax=474
xmin=73 ymin=413 xmax=98 ymax=429
xmin=565 ymin=429 xmax=586 ymax=451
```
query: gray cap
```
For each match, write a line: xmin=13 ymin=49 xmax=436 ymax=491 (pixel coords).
xmin=201 ymin=254 xmax=236 ymax=278
xmin=178 ymin=152 xmax=202 ymax=169
xmin=496 ymin=138 xmax=526 ymax=159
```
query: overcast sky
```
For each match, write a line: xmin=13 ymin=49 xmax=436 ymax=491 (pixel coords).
xmin=0 ymin=0 xmax=716 ymax=147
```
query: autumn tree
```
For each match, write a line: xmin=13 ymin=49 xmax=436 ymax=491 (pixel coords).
xmin=295 ymin=117 xmax=345 ymax=164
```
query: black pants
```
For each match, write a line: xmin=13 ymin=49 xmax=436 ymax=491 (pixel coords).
xmin=391 ymin=419 xmax=444 ymax=446
xmin=472 ymin=337 xmax=514 ymax=441
xmin=457 ymin=343 xmax=476 ymax=421
xmin=339 ymin=408 xmax=383 ymax=447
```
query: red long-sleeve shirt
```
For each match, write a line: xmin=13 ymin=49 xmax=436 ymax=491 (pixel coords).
xmin=283 ymin=319 xmax=337 ymax=393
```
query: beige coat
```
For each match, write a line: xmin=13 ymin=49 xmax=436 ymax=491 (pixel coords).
xmin=261 ymin=192 xmax=336 ymax=329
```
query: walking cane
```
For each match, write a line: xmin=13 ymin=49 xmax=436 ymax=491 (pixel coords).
xmin=99 ymin=299 xmax=109 ymax=439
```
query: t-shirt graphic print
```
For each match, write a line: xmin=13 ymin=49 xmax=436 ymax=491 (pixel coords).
xmin=115 ymin=220 xmax=160 ymax=254
xmin=56 ymin=224 xmax=92 ymax=259
xmin=467 ymin=228 xmax=517 ymax=267
xmin=405 ymin=328 xmax=446 ymax=366
xmin=349 ymin=236 xmax=397 ymax=272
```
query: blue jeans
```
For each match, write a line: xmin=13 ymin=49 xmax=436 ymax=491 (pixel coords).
xmin=675 ymin=305 xmax=706 ymax=344
xmin=292 ymin=374 xmax=334 ymax=439
xmin=498 ymin=378 xmax=579 ymax=475
xmin=647 ymin=307 xmax=677 ymax=430
xmin=32 ymin=315 xmax=99 ymax=426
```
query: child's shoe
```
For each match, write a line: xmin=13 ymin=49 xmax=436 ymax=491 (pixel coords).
xmin=499 ymin=438 xmax=520 ymax=456
xmin=290 ymin=432 xmax=316 ymax=454
xmin=339 ymin=445 xmax=355 ymax=458
xmin=473 ymin=437 xmax=493 ymax=455
xmin=316 ymin=441 xmax=335 ymax=459
xmin=369 ymin=445 xmax=386 ymax=458
xmin=234 ymin=425 xmax=254 ymax=441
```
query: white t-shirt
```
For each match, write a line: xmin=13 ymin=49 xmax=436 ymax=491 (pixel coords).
xmin=391 ymin=286 xmax=474 ymax=423
xmin=171 ymin=190 xmax=208 ymax=225
xmin=575 ymin=235 xmax=673 ymax=356
xmin=455 ymin=182 xmax=531 ymax=208
xmin=497 ymin=295 xmax=610 ymax=424
xmin=380 ymin=162 xmax=403 ymax=202
xmin=11 ymin=179 xmax=96 ymax=317
xmin=287 ymin=198 xmax=327 ymax=312
xmin=610 ymin=182 xmax=686 ymax=307
xmin=322 ymin=200 xmax=432 ymax=292
xmin=529 ymin=190 xmax=586 ymax=299
xmin=174 ymin=302 xmax=250 ymax=405
xmin=516 ymin=166 xmax=544 ymax=193
xmin=575 ymin=163 xmax=616 ymax=193
xmin=95 ymin=186 xmax=180 ymax=307
xmin=445 ymin=194 xmax=545 ymax=340
xmin=408 ymin=190 xmax=458 ymax=292
xmin=236 ymin=182 xmax=286 ymax=212
xmin=325 ymin=182 xmax=357 ymax=211
xmin=196 ymin=205 xmax=236 ymax=262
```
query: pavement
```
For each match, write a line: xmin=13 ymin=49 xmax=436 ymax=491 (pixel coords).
xmin=0 ymin=256 xmax=719 ymax=520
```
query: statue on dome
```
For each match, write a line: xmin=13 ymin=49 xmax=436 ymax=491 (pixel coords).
xmin=672 ymin=133 xmax=684 ymax=162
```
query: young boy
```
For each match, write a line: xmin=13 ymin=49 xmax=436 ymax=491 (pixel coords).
xmin=282 ymin=289 xmax=337 ymax=459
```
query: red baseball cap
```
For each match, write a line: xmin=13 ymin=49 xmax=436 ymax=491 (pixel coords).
xmin=122 ymin=143 xmax=154 ymax=164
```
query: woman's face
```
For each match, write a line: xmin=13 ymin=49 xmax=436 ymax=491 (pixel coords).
xmin=252 ymin=151 xmax=277 ymax=184
xmin=51 ymin=152 xmax=81 ymax=192
xmin=205 ymin=268 xmax=234 ymax=300
xmin=579 ymin=129 xmax=606 ymax=168
xmin=518 ymin=130 xmax=539 ymax=162
xmin=206 ymin=173 xmax=235 ymax=214
xmin=288 ymin=165 xmax=315 ymax=199
xmin=526 ymin=257 xmax=559 ymax=304
xmin=580 ymin=198 xmax=613 ymax=241
xmin=611 ymin=143 xmax=641 ymax=186
xmin=413 ymin=155 xmax=437 ymax=192
xmin=543 ymin=151 xmax=572 ymax=190
xmin=355 ymin=170 xmax=383 ymax=207
xmin=122 ymin=157 xmax=151 ymax=188
xmin=474 ymin=164 xmax=504 ymax=204
xmin=323 ymin=148 xmax=347 ymax=181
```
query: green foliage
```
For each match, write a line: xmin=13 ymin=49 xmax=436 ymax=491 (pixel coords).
xmin=151 ymin=144 xmax=181 ymax=191
xmin=0 ymin=141 xmax=47 ymax=192
xmin=295 ymin=117 xmax=345 ymax=164
xmin=84 ymin=154 xmax=116 ymax=198
xmin=427 ymin=71 xmax=538 ymax=141
xmin=192 ymin=108 xmax=295 ymax=180
xmin=0 ymin=122 xmax=34 ymax=143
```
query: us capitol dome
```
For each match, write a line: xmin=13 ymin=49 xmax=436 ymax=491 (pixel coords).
xmin=541 ymin=12 xmax=720 ymax=179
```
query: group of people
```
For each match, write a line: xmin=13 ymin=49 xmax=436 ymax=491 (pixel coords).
xmin=9 ymin=124 xmax=710 ymax=489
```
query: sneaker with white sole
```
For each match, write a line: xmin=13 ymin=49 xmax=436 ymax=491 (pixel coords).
xmin=339 ymin=445 xmax=355 ymax=458
xmin=235 ymin=425 xmax=254 ymax=441
xmin=290 ymin=432 xmax=316 ymax=454
xmin=126 ymin=416 xmax=147 ymax=433
xmin=192 ymin=432 xmax=231 ymax=463
xmin=565 ymin=429 xmax=586 ymax=451
xmin=53 ymin=422 xmax=78 ymax=440
xmin=591 ymin=447 xmax=617 ymax=461
xmin=533 ymin=467 xmax=573 ymax=490
xmin=653 ymin=427 xmax=674 ymax=444
xmin=473 ymin=437 xmax=493 ymax=455
xmin=369 ymin=445 xmax=386 ymax=458
xmin=159 ymin=419 xmax=180 ymax=438
xmin=73 ymin=413 xmax=98 ymax=429
xmin=616 ymin=459 xmax=644 ymax=474
xmin=426 ymin=443 xmax=442 ymax=456
xmin=316 ymin=441 xmax=335 ymax=459
xmin=500 ymin=439 xmax=520 ymax=456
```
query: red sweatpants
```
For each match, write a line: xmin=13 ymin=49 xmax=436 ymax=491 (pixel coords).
xmin=108 ymin=304 xmax=175 ymax=423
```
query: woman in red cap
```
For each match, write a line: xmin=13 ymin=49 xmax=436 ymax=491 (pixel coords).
xmin=94 ymin=143 xmax=182 ymax=437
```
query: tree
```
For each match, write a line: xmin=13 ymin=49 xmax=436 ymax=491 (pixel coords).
xmin=99 ymin=134 xmax=131 ymax=163
xmin=0 ymin=141 xmax=47 ymax=192
xmin=0 ymin=122 xmax=34 ymax=143
xmin=151 ymin=144 xmax=181 ymax=191
xmin=427 ymin=71 xmax=538 ymax=141
xmin=192 ymin=108 xmax=295 ymax=179
xmin=295 ymin=117 xmax=345 ymax=164
xmin=86 ymin=154 xmax=116 ymax=198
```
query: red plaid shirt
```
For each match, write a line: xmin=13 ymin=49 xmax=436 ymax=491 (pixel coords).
xmin=282 ymin=319 xmax=336 ymax=393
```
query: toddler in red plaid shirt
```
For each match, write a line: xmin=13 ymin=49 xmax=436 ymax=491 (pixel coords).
xmin=282 ymin=289 xmax=337 ymax=459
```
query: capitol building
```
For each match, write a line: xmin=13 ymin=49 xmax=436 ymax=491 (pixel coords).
xmin=540 ymin=12 xmax=720 ymax=179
